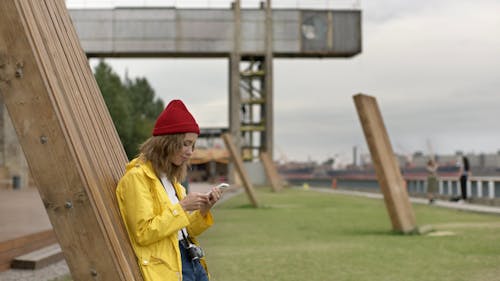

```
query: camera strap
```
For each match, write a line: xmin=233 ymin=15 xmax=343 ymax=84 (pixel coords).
xmin=158 ymin=175 xmax=191 ymax=243
xmin=180 ymin=229 xmax=193 ymax=246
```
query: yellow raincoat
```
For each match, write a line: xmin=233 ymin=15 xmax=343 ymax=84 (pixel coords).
xmin=116 ymin=158 xmax=213 ymax=281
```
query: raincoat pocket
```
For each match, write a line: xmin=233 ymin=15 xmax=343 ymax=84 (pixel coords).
xmin=140 ymin=255 xmax=180 ymax=281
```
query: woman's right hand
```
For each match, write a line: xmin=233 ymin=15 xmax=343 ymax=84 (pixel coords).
xmin=179 ymin=192 xmax=210 ymax=211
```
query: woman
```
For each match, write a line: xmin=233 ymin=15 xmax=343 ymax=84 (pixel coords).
xmin=458 ymin=156 xmax=471 ymax=202
xmin=426 ymin=159 xmax=438 ymax=204
xmin=116 ymin=99 xmax=222 ymax=281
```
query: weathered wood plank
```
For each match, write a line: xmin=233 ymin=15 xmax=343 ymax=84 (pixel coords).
xmin=0 ymin=230 xmax=56 ymax=271
xmin=353 ymin=93 xmax=416 ymax=233
xmin=222 ymin=133 xmax=259 ymax=207
xmin=11 ymin=243 xmax=63 ymax=270
xmin=0 ymin=0 xmax=142 ymax=279
xmin=260 ymin=151 xmax=283 ymax=192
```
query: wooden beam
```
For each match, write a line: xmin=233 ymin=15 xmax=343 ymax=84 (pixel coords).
xmin=353 ymin=93 xmax=417 ymax=233
xmin=11 ymin=244 xmax=63 ymax=270
xmin=222 ymin=133 xmax=259 ymax=207
xmin=0 ymin=230 xmax=56 ymax=272
xmin=0 ymin=1 xmax=141 ymax=279
xmin=260 ymin=151 xmax=283 ymax=192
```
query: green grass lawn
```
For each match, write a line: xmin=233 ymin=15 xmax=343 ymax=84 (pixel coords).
xmin=200 ymin=188 xmax=500 ymax=281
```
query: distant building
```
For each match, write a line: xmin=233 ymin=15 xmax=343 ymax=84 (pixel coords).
xmin=388 ymin=152 xmax=500 ymax=177
xmin=362 ymin=151 xmax=500 ymax=170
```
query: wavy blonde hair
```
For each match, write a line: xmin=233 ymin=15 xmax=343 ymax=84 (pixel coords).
xmin=139 ymin=134 xmax=188 ymax=182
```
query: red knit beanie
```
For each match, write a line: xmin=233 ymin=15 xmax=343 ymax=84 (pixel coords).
xmin=152 ymin=100 xmax=200 ymax=136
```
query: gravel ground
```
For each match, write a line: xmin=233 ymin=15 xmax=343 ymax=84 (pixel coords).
xmin=0 ymin=260 xmax=70 ymax=281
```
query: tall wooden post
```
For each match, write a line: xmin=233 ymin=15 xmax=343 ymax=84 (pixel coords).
xmin=260 ymin=151 xmax=283 ymax=192
xmin=353 ymin=93 xmax=416 ymax=233
xmin=222 ymin=133 xmax=259 ymax=208
xmin=0 ymin=1 xmax=142 ymax=279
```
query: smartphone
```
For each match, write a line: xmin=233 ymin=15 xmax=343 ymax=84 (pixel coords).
xmin=207 ymin=183 xmax=230 ymax=196
xmin=216 ymin=183 xmax=230 ymax=190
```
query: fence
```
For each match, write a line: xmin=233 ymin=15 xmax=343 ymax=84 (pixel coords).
xmin=406 ymin=176 xmax=500 ymax=199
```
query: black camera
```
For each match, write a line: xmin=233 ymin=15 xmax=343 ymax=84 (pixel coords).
xmin=185 ymin=242 xmax=205 ymax=261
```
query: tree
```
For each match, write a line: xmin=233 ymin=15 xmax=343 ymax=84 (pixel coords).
xmin=124 ymin=76 xmax=164 ymax=157
xmin=94 ymin=60 xmax=164 ymax=159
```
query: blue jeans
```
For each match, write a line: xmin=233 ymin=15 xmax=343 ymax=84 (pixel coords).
xmin=179 ymin=241 xmax=209 ymax=281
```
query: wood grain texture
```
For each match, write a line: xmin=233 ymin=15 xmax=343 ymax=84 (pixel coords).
xmin=0 ymin=0 xmax=142 ymax=279
xmin=353 ymin=93 xmax=416 ymax=233
xmin=260 ymin=151 xmax=283 ymax=192
xmin=11 ymin=243 xmax=63 ymax=270
xmin=222 ymin=133 xmax=259 ymax=207
xmin=0 ymin=230 xmax=56 ymax=271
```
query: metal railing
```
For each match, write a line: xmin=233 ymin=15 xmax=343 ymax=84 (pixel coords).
xmin=66 ymin=0 xmax=361 ymax=10
xmin=406 ymin=176 xmax=500 ymax=199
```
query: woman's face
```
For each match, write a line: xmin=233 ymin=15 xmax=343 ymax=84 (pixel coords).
xmin=171 ymin=133 xmax=198 ymax=166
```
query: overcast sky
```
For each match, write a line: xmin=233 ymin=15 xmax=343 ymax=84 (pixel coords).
xmin=67 ymin=0 xmax=500 ymax=165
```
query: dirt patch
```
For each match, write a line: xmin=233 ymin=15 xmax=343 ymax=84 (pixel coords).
xmin=433 ymin=221 xmax=500 ymax=229
xmin=426 ymin=231 xmax=456 ymax=237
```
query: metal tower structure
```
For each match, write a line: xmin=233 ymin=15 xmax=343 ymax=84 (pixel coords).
xmin=67 ymin=2 xmax=361 ymax=164
xmin=0 ymin=1 xmax=362 ymax=186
